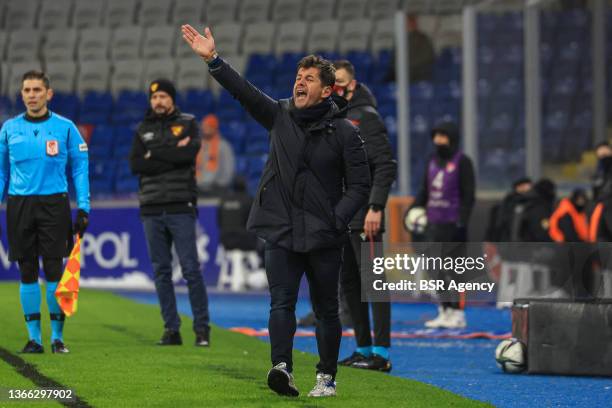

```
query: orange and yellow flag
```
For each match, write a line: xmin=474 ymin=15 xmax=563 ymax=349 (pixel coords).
xmin=54 ymin=236 xmax=82 ymax=317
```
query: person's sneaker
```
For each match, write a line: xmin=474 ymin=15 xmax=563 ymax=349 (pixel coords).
xmin=338 ymin=352 xmax=367 ymax=366
xmin=157 ymin=330 xmax=182 ymax=345
xmin=352 ymin=354 xmax=392 ymax=372
xmin=424 ymin=306 xmax=448 ymax=328
xmin=20 ymin=340 xmax=43 ymax=354
xmin=195 ymin=330 xmax=210 ymax=347
xmin=51 ymin=340 xmax=69 ymax=354
xmin=267 ymin=362 xmax=299 ymax=397
xmin=444 ymin=309 xmax=467 ymax=329
xmin=308 ymin=373 xmax=336 ymax=397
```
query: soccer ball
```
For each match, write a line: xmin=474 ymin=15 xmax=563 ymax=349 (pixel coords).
xmin=495 ymin=338 xmax=527 ymax=373
xmin=404 ymin=207 xmax=427 ymax=234
xmin=246 ymin=269 xmax=268 ymax=290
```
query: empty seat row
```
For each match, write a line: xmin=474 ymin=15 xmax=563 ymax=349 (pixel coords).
xmin=0 ymin=0 xmax=404 ymax=31
xmin=0 ymin=18 xmax=397 ymax=64
xmin=0 ymin=56 xmax=217 ymax=97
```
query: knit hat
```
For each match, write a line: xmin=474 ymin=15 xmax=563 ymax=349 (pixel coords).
xmin=149 ymin=79 xmax=176 ymax=102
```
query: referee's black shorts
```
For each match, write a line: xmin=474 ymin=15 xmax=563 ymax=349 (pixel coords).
xmin=6 ymin=193 xmax=74 ymax=261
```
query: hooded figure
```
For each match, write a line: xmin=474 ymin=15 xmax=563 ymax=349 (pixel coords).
xmin=512 ymin=179 xmax=556 ymax=242
xmin=412 ymin=121 xmax=476 ymax=329
xmin=485 ymin=177 xmax=532 ymax=242
xmin=413 ymin=121 xmax=476 ymax=235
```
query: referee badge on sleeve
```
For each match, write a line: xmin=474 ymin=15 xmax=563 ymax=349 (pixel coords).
xmin=46 ymin=140 xmax=59 ymax=156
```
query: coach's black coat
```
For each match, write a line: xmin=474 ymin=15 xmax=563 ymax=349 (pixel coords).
xmin=129 ymin=108 xmax=201 ymax=214
xmin=343 ymin=83 xmax=397 ymax=232
xmin=209 ymin=58 xmax=371 ymax=252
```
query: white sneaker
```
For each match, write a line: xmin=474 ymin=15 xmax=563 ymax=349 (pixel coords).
xmin=424 ymin=306 xmax=448 ymax=328
xmin=308 ymin=373 xmax=336 ymax=397
xmin=444 ymin=309 xmax=467 ymax=329
xmin=267 ymin=362 xmax=299 ymax=397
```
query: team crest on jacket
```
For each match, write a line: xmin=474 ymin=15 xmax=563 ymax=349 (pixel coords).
xmin=46 ymin=140 xmax=59 ymax=156
xmin=446 ymin=162 xmax=456 ymax=172
xmin=171 ymin=125 xmax=184 ymax=137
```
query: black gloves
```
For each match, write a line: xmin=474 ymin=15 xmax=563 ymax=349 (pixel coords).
xmin=74 ymin=209 xmax=89 ymax=238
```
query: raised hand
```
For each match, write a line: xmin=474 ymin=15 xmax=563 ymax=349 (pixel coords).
xmin=181 ymin=25 xmax=216 ymax=61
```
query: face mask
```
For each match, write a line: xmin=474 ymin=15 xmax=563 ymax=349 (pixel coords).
xmin=435 ymin=144 xmax=452 ymax=159
xmin=332 ymin=84 xmax=352 ymax=99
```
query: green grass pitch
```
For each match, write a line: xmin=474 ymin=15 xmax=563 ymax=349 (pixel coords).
xmin=0 ymin=283 xmax=490 ymax=407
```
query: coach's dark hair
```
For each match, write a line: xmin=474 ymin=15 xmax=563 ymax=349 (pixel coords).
xmin=297 ymin=55 xmax=336 ymax=88
xmin=595 ymin=141 xmax=610 ymax=150
xmin=22 ymin=70 xmax=50 ymax=89
xmin=333 ymin=60 xmax=355 ymax=79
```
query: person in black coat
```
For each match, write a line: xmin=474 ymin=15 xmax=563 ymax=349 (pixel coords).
xmin=130 ymin=79 xmax=211 ymax=348
xmin=332 ymin=60 xmax=397 ymax=372
xmin=217 ymin=177 xmax=256 ymax=251
xmin=512 ymin=179 xmax=556 ymax=243
xmin=485 ymin=177 xmax=532 ymax=242
xmin=182 ymin=26 xmax=370 ymax=398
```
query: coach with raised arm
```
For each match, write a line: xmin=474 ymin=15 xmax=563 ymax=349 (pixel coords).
xmin=182 ymin=25 xmax=370 ymax=398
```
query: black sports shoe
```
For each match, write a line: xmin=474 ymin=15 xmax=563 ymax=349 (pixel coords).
xmin=20 ymin=340 xmax=44 ymax=354
xmin=157 ymin=330 xmax=182 ymax=345
xmin=267 ymin=362 xmax=299 ymax=397
xmin=195 ymin=330 xmax=210 ymax=347
xmin=351 ymin=354 xmax=392 ymax=372
xmin=51 ymin=340 xmax=69 ymax=354
xmin=338 ymin=352 xmax=367 ymax=366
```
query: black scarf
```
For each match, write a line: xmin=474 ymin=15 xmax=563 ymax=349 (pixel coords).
xmin=290 ymin=97 xmax=333 ymax=127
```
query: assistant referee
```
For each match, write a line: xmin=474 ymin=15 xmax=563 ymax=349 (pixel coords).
xmin=0 ymin=71 xmax=90 ymax=354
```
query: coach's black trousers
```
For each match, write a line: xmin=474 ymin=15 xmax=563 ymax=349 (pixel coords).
xmin=265 ymin=242 xmax=342 ymax=378
xmin=340 ymin=232 xmax=391 ymax=348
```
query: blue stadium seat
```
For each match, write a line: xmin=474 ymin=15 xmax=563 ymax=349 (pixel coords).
xmin=410 ymin=114 xmax=429 ymax=135
xmin=50 ymin=93 xmax=79 ymax=121
xmin=235 ymin=155 xmax=249 ymax=176
xmin=0 ymin=96 xmax=13 ymax=118
xmin=345 ymin=51 xmax=373 ymax=83
xmin=497 ymin=78 xmax=523 ymax=98
xmin=410 ymin=82 xmax=434 ymax=101
xmin=558 ymin=10 xmax=590 ymax=30
xmin=89 ymin=160 xmax=116 ymax=196
xmin=114 ymin=161 xmax=139 ymax=193
xmin=216 ymin=91 xmax=244 ymax=122
xmin=246 ymin=54 xmax=277 ymax=89
xmin=545 ymin=110 xmax=570 ymax=133
xmin=220 ymin=120 xmax=247 ymax=155
xmin=371 ymin=83 xmax=396 ymax=105
xmin=558 ymin=41 xmax=583 ymax=63
xmin=109 ymin=126 xmax=135 ymax=160
xmin=177 ymin=90 xmax=215 ymax=119
xmin=89 ymin=125 xmax=116 ymax=159
xmin=247 ymin=154 xmax=268 ymax=178
xmin=434 ymin=81 xmax=461 ymax=101
xmin=244 ymin=120 xmax=269 ymax=154
xmin=113 ymin=91 xmax=148 ymax=125
xmin=572 ymin=109 xmax=593 ymax=131
xmin=79 ymin=92 xmax=113 ymax=125
xmin=377 ymin=103 xmax=396 ymax=122
xmin=551 ymin=77 xmax=577 ymax=96
xmin=432 ymin=102 xmax=460 ymax=125
xmin=370 ymin=50 xmax=392 ymax=84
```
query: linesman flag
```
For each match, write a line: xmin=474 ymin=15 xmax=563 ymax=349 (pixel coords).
xmin=54 ymin=236 xmax=82 ymax=317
